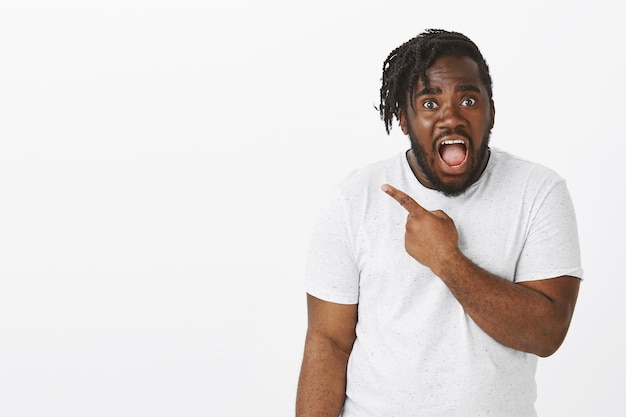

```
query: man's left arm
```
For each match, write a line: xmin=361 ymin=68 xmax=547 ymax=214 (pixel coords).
xmin=434 ymin=253 xmax=579 ymax=357
xmin=381 ymin=184 xmax=581 ymax=357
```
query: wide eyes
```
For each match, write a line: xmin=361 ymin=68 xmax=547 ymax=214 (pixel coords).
xmin=460 ymin=97 xmax=476 ymax=106
xmin=422 ymin=100 xmax=438 ymax=110
xmin=421 ymin=97 xmax=476 ymax=109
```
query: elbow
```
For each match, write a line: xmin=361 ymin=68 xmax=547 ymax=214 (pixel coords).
xmin=534 ymin=344 xmax=560 ymax=358
xmin=525 ymin=341 xmax=560 ymax=358
xmin=530 ymin=325 xmax=570 ymax=358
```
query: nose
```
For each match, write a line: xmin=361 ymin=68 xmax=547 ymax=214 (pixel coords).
xmin=438 ymin=102 xmax=466 ymax=130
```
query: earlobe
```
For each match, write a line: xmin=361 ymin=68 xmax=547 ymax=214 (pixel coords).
xmin=398 ymin=110 xmax=408 ymax=135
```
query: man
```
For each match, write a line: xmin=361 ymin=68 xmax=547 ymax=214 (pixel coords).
xmin=295 ymin=29 xmax=583 ymax=417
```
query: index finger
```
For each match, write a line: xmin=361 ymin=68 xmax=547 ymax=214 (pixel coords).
xmin=381 ymin=184 xmax=427 ymax=214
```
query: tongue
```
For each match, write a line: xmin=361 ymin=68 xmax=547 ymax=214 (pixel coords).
xmin=440 ymin=144 xmax=466 ymax=166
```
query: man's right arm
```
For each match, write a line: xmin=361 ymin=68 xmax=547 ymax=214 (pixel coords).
xmin=296 ymin=294 xmax=358 ymax=417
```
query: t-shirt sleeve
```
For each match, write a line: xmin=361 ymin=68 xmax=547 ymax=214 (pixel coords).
xmin=304 ymin=187 xmax=360 ymax=304
xmin=515 ymin=178 xmax=584 ymax=283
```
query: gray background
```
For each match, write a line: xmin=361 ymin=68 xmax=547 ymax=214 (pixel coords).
xmin=0 ymin=1 xmax=622 ymax=416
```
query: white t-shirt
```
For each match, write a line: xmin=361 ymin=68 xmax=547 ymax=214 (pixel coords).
xmin=305 ymin=148 xmax=583 ymax=417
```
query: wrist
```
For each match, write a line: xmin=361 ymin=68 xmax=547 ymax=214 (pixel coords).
xmin=431 ymin=247 xmax=466 ymax=280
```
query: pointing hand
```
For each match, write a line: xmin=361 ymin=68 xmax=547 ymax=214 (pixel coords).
xmin=381 ymin=184 xmax=460 ymax=270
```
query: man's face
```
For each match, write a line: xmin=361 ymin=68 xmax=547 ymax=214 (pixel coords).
xmin=399 ymin=55 xmax=495 ymax=197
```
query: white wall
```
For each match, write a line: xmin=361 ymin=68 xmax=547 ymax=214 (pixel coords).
xmin=0 ymin=1 xmax=622 ymax=416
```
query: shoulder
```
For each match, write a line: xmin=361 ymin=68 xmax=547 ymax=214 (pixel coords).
xmin=314 ymin=152 xmax=408 ymax=224
xmin=489 ymin=148 xmax=565 ymax=188
xmin=485 ymin=148 xmax=575 ymax=223
xmin=335 ymin=152 xmax=406 ymax=198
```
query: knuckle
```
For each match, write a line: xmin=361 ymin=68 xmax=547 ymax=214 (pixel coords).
xmin=399 ymin=196 xmax=412 ymax=207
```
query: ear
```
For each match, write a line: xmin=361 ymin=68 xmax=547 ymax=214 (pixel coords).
xmin=490 ymin=101 xmax=496 ymax=129
xmin=398 ymin=109 xmax=409 ymax=135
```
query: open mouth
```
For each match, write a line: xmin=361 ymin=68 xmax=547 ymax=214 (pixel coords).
xmin=438 ymin=139 xmax=468 ymax=168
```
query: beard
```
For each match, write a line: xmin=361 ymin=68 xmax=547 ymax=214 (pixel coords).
xmin=407 ymin=126 xmax=491 ymax=197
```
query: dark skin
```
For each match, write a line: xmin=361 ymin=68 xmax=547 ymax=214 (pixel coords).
xmin=296 ymin=295 xmax=357 ymax=417
xmin=296 ymin=55 xmax=580 ymax=417
xmin=381 ymin=183 xmax=580 ymax=357
xmin=400 ymin=55 xmax=494 ymax=196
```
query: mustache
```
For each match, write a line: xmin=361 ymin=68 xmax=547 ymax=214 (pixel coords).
xmin=432 ymin=128 xmax=472 ymax=151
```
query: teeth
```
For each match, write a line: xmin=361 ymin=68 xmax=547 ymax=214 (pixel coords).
xmin=441 ymin=139 xmax=465 ymax=145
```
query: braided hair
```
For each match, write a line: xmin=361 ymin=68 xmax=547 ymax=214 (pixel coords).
xmin=379 ymin=29 xmax=493 ymax=134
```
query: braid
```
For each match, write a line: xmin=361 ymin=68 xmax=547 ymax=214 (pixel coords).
xmin=378 ymin=29 xmax=493 ymax=134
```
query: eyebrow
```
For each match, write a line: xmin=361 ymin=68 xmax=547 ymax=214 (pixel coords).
xmin=414 ymin=84 xmax=482 ymax=98
xmin=457 ymin=84 xmax=482 ymax=94
xmin=415 ymin=87 xmax=441 ymax=98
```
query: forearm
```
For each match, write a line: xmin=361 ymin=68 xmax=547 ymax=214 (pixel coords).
xmin=296 ymin=332 xmax=350 ymax=417
xmin=381 ymin=184 xmax=580 ymax=357
xmin=433 ymin=249 xmax=576 ymax=357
